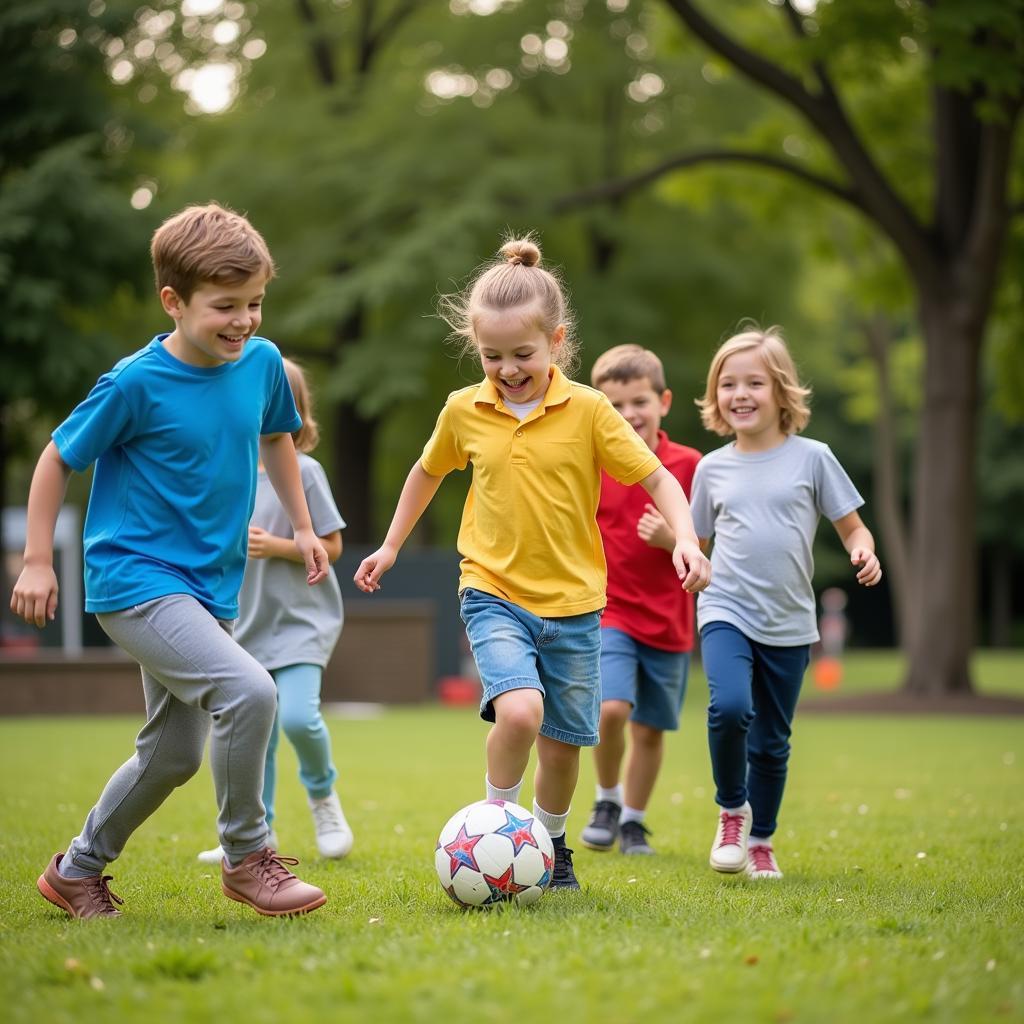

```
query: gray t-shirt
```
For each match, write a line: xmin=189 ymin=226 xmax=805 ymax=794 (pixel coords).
xmin=690 ymin=435 xmax=863 ymax=645
xmin=233 ymin=453 xmax=345 ymax=670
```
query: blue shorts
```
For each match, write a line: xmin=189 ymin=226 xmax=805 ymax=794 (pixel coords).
xmin=459 ymin=588 xmax=602 ymax=747
xmin=599 ymin=627 xmax=690 ymax=732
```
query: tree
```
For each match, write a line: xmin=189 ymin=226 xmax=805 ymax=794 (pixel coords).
xmin=561 ymin=0 xmax=1023 ymax=694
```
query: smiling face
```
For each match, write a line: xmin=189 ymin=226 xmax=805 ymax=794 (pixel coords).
xmin=598 ymin=376 xmax=672 ymax=452
xmin=716 ymin=346 xmax=785 ymax=450
xmin=475 ymin=306 xmax=564 ymax=404
xmin=160 ymin=273 xmax=267 ymax=368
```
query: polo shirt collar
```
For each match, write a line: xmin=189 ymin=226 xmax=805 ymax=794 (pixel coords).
xmin=474 ymin=365 xmax=573 ymax=413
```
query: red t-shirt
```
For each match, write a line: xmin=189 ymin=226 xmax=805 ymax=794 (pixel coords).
xmin=598 ymin=431 xmax=702 ymax=652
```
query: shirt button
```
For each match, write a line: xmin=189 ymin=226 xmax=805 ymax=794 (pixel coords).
xmin=516 ymin=430 xmax=523 ymax=437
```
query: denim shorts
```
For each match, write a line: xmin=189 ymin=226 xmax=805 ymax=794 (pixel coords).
xmin=599 ymin=627 xmax=690 ymax=732
xmin=459 ymin=588 xmax=602 ymax=746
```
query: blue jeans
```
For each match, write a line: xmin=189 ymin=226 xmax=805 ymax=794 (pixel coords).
xmin=701 ymin=621 xmax=809 ymax=839
xmin=459 ymin=588 xmax=602 ymax=746
xmin=262 ymin=663 xmax=337 ymax=827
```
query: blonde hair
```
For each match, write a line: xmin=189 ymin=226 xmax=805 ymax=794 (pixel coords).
xmin=283 ymin=358 xmax=320 ymax=453
xmin=440 ymin=233 xmax=579 ymax=376
xmin=696 ymin=325 xmax=811 ymax=436
xmin=591 ymin=344 xmax=667 ymax=393
xmin=151 ymin=202 xmax=275 ymax=302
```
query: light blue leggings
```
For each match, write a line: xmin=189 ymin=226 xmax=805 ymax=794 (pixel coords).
xmin=263 ymin=663 xmax=337 ymax=827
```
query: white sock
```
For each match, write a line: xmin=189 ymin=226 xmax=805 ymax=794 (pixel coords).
xmin=620 ymin=805 xmax=645 ymax=826
xmin=486 ymin=776 xmax=523 ymax=805
xmin=748 ymin=836 xmax=772 ymax=848
xmin=722 ymin=801 xmax=751 ymax=814
xmin=596 ymin=784 xmax=623 ymax=805
xmin=533 ymin=800 xmax=570 ymax=840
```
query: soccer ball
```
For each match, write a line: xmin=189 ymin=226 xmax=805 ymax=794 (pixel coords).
xmin=435 ymin=800 xmax=554 ymax=908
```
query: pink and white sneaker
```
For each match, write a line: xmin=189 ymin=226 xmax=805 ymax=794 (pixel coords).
xmin=746 ymin=842 xmax=783 ymax=879
xmin=709 ymin=802 xmax=752 ymax=873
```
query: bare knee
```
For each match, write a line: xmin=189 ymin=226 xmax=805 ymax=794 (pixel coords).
xmin=493 ymin=690 xmax=544 ymax=742
xmin=630 ymin=721 xmax=663 ymax=751
xmin=599 ymin=699 xmax=631 ymax=733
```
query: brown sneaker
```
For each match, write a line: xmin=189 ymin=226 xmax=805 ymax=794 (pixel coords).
xmin=221 ymin=847 xmax=326 ymax=917
xmin=37 ymin=853 xmax=124 ymax=919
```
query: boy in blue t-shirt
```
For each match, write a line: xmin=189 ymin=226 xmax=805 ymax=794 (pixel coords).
xmin=11 ymin=203 xmax=330 ymax=919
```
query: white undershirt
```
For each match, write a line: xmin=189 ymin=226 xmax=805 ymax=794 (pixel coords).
xmin=503 ymin=397 xmax=542 ymax=421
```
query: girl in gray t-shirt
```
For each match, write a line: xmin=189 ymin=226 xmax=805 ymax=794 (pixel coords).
xmin=197 ymin=359 xmax=353 ymax=863
xmin=690 ymin=326 xmax=882 ymax=880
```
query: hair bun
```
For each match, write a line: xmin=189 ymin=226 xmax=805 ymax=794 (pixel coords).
xmin=501 ymin=238 xmax=541 ymax=268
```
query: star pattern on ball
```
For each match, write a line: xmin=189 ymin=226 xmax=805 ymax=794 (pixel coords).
xmin=443 ymin=823 xmax=485 ymax=877
xmin=496 ymin=809 xmax=540 ymax=854
xmin=483 ymin=864 xmax=530 ymax=904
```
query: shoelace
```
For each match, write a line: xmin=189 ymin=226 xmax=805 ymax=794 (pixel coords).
xmin=250 ymin=849 xmax=300 ymax=890
xmin=553 ymin=844 xmax=576 ymax=881
xmin=311 ymin=800 xmax=345 ymax=833
xmin=748 ymin=846 xmax=778 ymax=873
xmin=86 ymin=874 xmax=124 ymax=911
xmin=717 ymin=811 xmax=746 ymax=847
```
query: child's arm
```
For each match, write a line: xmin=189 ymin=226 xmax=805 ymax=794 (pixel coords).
xmin=639 ymin=466 xmax=711 ymax=593
xmin=10 ymin=442 xmax=71 ymax=627
xmin=832 ymin=511 xmax=883 ymax=586
xmin=259 ymin=433 xmax=329 ymax=585
xmin=353 ymin=462 xmax=444 ymax=593
xmin=247 ymin=527 xmax=343 ymax=564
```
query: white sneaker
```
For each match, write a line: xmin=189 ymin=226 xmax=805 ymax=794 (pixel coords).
xmin=746 ymin=842 xmax=783 ymax=879
xmin=196 ymin=830 xmax=279 ymax=864
xmin=709 ymin=803 xmax=752 ymax=873
xmin=309 ymin=792 xmax=353 ymax=858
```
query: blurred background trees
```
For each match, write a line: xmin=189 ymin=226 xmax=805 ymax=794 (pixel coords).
xmin=3 ymin=0 xmax=1021 ymax=691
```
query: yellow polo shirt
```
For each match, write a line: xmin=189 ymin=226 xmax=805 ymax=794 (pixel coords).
xmin=421 ymin=366 xmax=661 ymax=617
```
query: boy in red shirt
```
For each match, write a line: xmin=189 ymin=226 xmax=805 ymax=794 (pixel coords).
xmin=580 ymin=345 xmax=701 ymax=855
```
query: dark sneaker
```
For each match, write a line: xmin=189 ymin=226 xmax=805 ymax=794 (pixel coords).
xmin=221 ymin=847 xmax=326 ymax=916
xmin=549 ymin=836 xmax=581 ymax=891
xmin=37 ymin=853 xmax=124 ymax=919
xmin=619 ymin=820 xmax=655 ymax=855
xmin=580 ymin=800 xmax=621 ymax=851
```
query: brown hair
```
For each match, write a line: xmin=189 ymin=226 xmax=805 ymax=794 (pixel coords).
xmin=283 ymin=357 xmax=319 ymax=453
xmin=696 ymin=325 xmax=811 ymax=436
xmin=591 ymin=343 xmax=667 ymax=393
xmin=440 ymin=233 xmax=579 ymax=375
xmin=150 ymin=202 xmax=275 ymax=302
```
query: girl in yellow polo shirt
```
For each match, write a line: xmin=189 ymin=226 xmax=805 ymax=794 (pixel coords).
xmin=354 ymin=235 xmax=710 ymax=891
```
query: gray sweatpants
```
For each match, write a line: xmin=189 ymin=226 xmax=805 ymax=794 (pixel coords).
xmin=63 ymin=594 xmax=277 ymax=873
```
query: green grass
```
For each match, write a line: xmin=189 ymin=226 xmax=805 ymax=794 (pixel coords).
xmin=1 ymin=661 xmax=1022 ymax=1024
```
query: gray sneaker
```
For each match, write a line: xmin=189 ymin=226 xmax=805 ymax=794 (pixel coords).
xmin=619 ymin=820 xmax=655 ymax=855
xmin=580 ymin=800 xmax=621 ymax=851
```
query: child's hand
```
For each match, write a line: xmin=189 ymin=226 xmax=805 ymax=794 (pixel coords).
xmin=10 ymin=563 xmax=59 ymax=627
xmin=673 ymin=541 xmax=712 ymax=593
xmin=850 ymin=547 xmax=882 ymax=587
xmin=247 ymin=526 xmax=276 ymax=560
xmin=294 ymin=527 xmax=329 ymax=586
xmin=353 ymin=546 xmax=396 ymax=593
xmin=637 ymin=503 xmax=675 ymax=552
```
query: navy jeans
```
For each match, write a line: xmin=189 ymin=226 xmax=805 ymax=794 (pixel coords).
xmin=701 ymin=621 xmax=810 ymax=839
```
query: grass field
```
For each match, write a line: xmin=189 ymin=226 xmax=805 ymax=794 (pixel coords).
xmin=1 ymin=653 xmax=1021 ymax=1024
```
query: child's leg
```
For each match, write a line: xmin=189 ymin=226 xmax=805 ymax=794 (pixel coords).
xmin=701 ymin=622 xmax=756 ymax=810
xmin=534 ymin=734 xmax=581 ymax=829
xmin=594 ymin=700 xmax=631 ymax=788
xmin=487 ymin=689 xmax=544 ymax=789
xmin=274 ymin=664 xmax=337 ymax=801
xmin=262 ymin=705 xmax=282 ymax=830
xmin=623 ymin=721 xmax=664 ymax=812
xmin=746 ymin=642 xmax=810 ymax=839
xmin=592 ymin=627 xmax=639 ymax=790
xmin=69 ymin=595 xmax=277 ymax=872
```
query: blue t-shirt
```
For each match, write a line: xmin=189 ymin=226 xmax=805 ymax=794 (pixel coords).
xmin=53 ymin=334 xmax=301 ymax=619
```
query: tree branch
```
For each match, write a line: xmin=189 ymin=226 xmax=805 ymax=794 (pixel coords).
xmin=663 ymin=0 xmax=935 ymax=277
xmin=363 ymin=0 xmax=422 ymax=71
xmin=294 ymin=0 xmax=337 ymax=86
xmin=552 ymin=148 xmax=863 ymax=214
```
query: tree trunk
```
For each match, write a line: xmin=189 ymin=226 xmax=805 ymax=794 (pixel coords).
xmin=902 ymin=296 xmax=981 ymax=694
xmin=332 ymin=400 xmax=377 ymax=543
xmin=863 ymin=315 xmax=911 ymax=645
